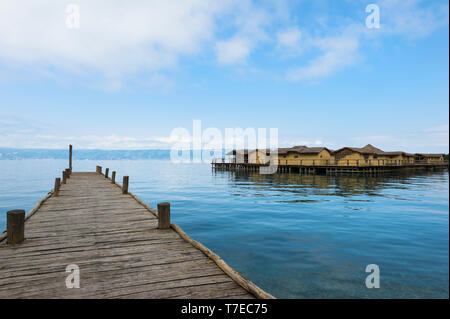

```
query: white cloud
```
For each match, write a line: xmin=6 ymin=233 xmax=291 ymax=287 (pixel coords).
xmin=349 ymin=127 xmax=449 ymax=153
xmin=423 ymin=124 xmax=449 ymax=133
xmin=0 ymin=0 xmax=447 ymax=84
xmin=215 ymin=37 xmax=251 ymax=64
xmin=280 ymin=139 xmax=326 ymax=148
xmin=0 ymin=0 xmax=283 ymax=80
xmin=147 ymin=73 xmax=175 ymax=94
xmin=0 ymin=0 xmax=230 ymax=81
xmin=287 ymin=35 xmax=359 ymax=81
xmin=214 ymin=1 xmax=272 ymax=65
xmin=378 ymin=0 xmax=449 ymax=38
xmin=0 ymin=131 xmax=174 ymax=150
xmin=284 ymin=0 xmax=448 ymax=82
xmin=277 ymin=27 xmax=302 ymax=49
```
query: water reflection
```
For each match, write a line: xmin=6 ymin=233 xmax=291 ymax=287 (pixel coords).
xmin=213 ymin=169 xmax=449 ymax=199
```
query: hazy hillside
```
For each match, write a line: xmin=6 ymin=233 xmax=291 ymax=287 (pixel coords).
xmin=0 ymin=148 xmax=171 ymax=160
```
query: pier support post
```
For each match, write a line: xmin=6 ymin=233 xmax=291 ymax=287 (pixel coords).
xmin=69 ymin=144 xmax=72 ymax=173
xmin=105 ymin=168 xmax=109 ymax=178
xmin=96 ymin=166 xmax=102 ymax=174
xmin=54 ymin=178 xmax=60 ymax=196
xmin=65 ymin=168 xmax=71 ymax=179
xmin=111 ymin=171 xmax=116 ymax=184
xmin=62 ymin=171 xmax=67 ymax=184
xmin=157 ymin=202 xmax=170 ymax=229
xmin=7 ymin=210 xmax=25 ymax=244
xmin=122 ymin=176 xmax=129 ymax=194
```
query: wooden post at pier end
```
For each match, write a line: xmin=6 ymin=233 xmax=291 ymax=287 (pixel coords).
xmin=111 ymin=171 xmax=116 ymax=184
xmin=62 ymin=171 xmax=67 ymax=184
xmin=69 ymin=144 xmax=72 ymax=173
xmin=157 ymin=202 xmax=171 ymax=229
xmin=105 ymin=168 xmax=109 ymax=178
xmin=96 ymin=166 xmax=102 ymax=174
xmin=122 ymin=176 xmax=129 ymax=194
xmin=7 ymin=210 xmax=25 ymax=244
xmin=65 ymin=168 xmax=70 ymax=179
xmin=54 ymin=178 xmax=61 ymax=197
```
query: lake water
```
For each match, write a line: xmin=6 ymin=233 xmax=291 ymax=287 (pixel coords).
xmin=0 ymin=159 xmax=448 ymax=298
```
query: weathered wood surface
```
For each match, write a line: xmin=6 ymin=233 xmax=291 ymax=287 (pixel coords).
xmin=0 ymin=172 xmax=255 ymax=299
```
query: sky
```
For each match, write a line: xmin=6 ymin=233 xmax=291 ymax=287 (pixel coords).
xmin=0 ymin=0 xmax=448 ymax=153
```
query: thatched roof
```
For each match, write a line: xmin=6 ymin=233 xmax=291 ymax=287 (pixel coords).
xmin=333 ymin=145 xmax=420 ymax=158
xmin=277 ymin=148 xmax=293 ymax=155
xmin=383 ymin=151 xmax=414 ymax=157
xmin=362 ymin=144 xmax=385 ymax=154
xmin=278 ymin=146 xmax=331 ymax=155
xmin=415 ymin=153 xmax=444 ymax=158
xmin=333 ymin=147 xmax=374 ymax=155
xmin=226 ymin=149 xmax=250 ymax=156
xmin=299 ymin=147 xmax=331 ymax=154
xmin=227 ymin=146 xmax=331 ymax=156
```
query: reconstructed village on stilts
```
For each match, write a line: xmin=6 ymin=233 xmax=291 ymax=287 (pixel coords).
xmin=213 ymin=144 xmax=448 ymax=174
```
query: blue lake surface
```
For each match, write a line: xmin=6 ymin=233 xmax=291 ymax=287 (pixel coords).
xmin=0 ymin=159 xmax=448 ymax=298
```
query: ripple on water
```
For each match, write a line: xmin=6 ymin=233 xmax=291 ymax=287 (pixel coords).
xmin=0 ymin=160 xmax=448 ymax=298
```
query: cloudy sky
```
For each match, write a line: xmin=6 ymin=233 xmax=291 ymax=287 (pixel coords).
xmin=0 ymin=0 xmax=448 ymax=152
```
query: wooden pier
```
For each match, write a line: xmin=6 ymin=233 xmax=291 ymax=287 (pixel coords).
xmin=212 ymin=162 xmax=449 ymax=175
xmin=0 ymin=165 xmax=273 ymax=299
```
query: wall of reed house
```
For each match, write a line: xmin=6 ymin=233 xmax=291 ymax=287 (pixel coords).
xmin=277 ymin=150 xmax=332 ymax=166
xmin=333 ymin=149 xmax=367 ymax=166
xmin=422 ymin=156 xmax=444 ymax=163
xmin=334 ymin=154 xmax=412 ymax=166
xmin=248 ymin=150 xmax=270 ymax=164
xmin=378 ymin=155 xmax=415 ymax=165
xmin=335 ymin=152 xmax=385 ymax=166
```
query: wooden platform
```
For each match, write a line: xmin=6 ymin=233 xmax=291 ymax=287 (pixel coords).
xmin=0 ymin=172 xmax=257 ymax=299
xmin=212 ymin=162 xmax=449 ymax=175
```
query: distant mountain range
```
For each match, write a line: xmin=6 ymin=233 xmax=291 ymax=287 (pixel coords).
xmin=0 ymin=148 xmax=172 ymax=160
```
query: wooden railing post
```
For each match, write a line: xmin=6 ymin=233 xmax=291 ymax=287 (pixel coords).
xmin=65 ymin=168 xmax=71 ymax=179
xmin=54 ymin=177 xmax=61 ymax=197
xmin=7 ymin=210 xmax=25 ymax=244
xmin=96 ymin=166 xmax=102 ymax=174
xmin=122 ymin=176 xmax=129 ymax=194
xmin=69 ymin=144 xmax=73 ymax=172
xmin=105 ymin=168 xmax=109 ymax=178
xmin=157 ymin=202 xmax=170 ymax=229
xmin=111 ymin=171 xmax=116 ymax=184
xmin=62 ymin=170 xmax=67 ymax=184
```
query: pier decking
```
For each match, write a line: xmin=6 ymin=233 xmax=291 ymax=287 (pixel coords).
xmin=0 ymin=171 xmax=270 ymax=299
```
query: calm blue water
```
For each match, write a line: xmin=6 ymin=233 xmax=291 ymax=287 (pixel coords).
xmin=0 ymin=159 xmax=448 ymax=298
